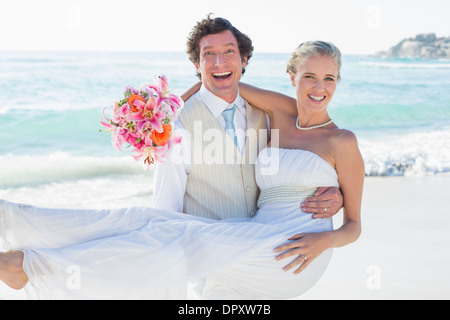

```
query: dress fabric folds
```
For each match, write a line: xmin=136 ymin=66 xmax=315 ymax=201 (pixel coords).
xmin=0 ymin=148 xmax=339 ymax=299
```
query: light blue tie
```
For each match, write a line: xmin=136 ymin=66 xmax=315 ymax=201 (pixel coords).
xmin=222 ymin=104 xmax=238 ymax=148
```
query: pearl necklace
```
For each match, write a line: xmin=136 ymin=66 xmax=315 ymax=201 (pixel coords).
xmin=296 ymin=116 xmax=333 ymax=130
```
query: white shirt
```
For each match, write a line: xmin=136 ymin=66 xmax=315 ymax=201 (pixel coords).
xmin=152 ymin=85 xmax=248 ymax=213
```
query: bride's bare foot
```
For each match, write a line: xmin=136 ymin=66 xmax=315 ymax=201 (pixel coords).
xmin=0 ymin=251 xmax=29 ymax=290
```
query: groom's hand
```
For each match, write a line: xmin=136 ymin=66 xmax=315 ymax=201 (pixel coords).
xmin=300 ymin=187 xmax=343 ymax=218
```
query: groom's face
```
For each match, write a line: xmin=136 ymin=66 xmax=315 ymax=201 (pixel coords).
xmin=195 ymin=30 xmax=248 ymax=103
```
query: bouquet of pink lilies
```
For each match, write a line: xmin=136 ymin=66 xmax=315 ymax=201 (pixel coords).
xmin=101 ymin=75 xmax=183 ymax=169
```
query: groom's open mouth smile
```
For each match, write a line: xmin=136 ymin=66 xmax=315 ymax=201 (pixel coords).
xmin=213 ymin=71 xmax=232 ymax=80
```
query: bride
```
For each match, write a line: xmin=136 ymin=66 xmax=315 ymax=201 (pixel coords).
xmin=0 ymin=41 xmax=364 ymax=299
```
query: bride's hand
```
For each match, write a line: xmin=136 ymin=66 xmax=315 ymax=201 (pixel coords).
xmin=273 ymin=232 xmax=333 ymax=274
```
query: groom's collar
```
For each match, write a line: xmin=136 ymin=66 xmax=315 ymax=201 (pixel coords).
xmin=198 ymin=85 xmax=245 ymax=119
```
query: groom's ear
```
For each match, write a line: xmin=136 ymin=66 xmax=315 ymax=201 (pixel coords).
xmin=241 ymin=56 xmax=248 ymax=68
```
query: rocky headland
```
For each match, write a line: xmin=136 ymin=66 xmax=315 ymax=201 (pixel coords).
xmin=376 ymin=33 xmax=450 ymax=59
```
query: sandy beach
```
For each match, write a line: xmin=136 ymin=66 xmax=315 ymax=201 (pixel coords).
xmin=1 ymin=173 xmax=449 ymax=300
xmin=301 ymin=173 xmax=450 ymax=300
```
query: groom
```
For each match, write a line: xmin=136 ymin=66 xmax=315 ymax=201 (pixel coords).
xmin=152 ymin=14 xmax=343 ymax=297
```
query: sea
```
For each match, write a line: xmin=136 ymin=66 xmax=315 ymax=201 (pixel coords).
xmin=1 ymin=51 xmax=450 ymax=208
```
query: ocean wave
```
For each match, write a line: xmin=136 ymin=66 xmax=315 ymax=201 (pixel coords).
xmin=360 ymin=129 xmax=450 ymax=176
xmin=0 ymin=152 xmax=150 ymax=188
xmin=0 ymin=174 xmax=154 ymax=209
xmin=1 ymin=132 xmax=449 ymax=191
xmin=363 ymin=154 xmax=449 ymax=176
xmin=0 ymin=107 xmax=9 ymax=114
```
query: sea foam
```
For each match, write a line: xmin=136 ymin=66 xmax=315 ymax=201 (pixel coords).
xmin=360 ymin=128 xmax=450 ymax=176
xmin=0 ymin=152 xmax=148 ymax=188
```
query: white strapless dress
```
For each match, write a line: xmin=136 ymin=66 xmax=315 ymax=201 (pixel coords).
xmin=0 ymin=148 xmax=339 ymax=299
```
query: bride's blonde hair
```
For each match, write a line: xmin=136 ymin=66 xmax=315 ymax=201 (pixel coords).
xmin=286 ymin=41 xmax=342 ymax=81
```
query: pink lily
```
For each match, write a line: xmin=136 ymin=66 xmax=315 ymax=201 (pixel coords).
xmin=148 ymin=144 xmax=170 ymax=166
xmin=144 ymin=96 xmax=165 ymax=133
xmin=147 ymin=75 xmax=169 ymax=95
xmin=100 ymin=106 xmax=114 ymax=130
xmin=111 ymin=127 xmax=127 ymax=150
xmin=131 ymin=99 xmax=146 ymax=111
xmin=170 ymin=132 xmax=182 ymax=145
xmin=162 ymin=93 xmax=183 ymax=114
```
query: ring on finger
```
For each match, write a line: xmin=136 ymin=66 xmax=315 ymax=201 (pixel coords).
xmin=323 ymin=207 xmax=327 ymax=213
xmin=300 ymin=255 xmax=307 ymax=261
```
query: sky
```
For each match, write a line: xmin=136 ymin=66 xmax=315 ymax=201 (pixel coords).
xmin=1 ymin=0 xmax=449 ymax=54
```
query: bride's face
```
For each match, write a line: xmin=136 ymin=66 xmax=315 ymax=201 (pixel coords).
xmin=289 ymin=55 xmax=338 ymax=113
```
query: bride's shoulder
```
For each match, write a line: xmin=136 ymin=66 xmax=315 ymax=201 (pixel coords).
xmin=332 ymin=128 xmax=357 ymax=142
xmin=328 ymin=128 xmax=365 ymax=178
xmin=329 ymin=128 xmax=359 ymax=153
xmin=327 ymin=128 xmax=363 ymax=172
